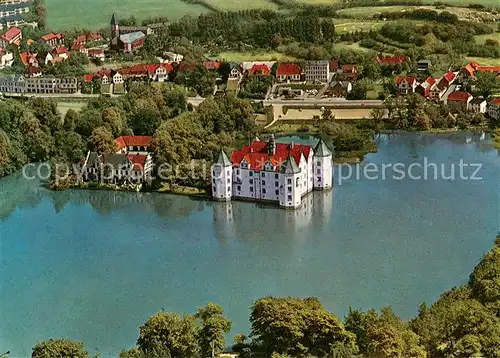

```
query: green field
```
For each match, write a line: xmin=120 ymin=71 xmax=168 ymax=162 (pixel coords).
xmin=215 ymin=51 xmax=297 ymax=62
xmin=57 ymin=101 xmax=87 ymax=117
xmin=474 ymin=32 xmax=500 ymax=44
xmin=466 ymin=57 xmax=500 ymax=66
xmin=46 ymin=0 xmax=210 ymax=30
xmin=205 ymin=0 xmax=278 ymax=11
xmin=332 ymin=20 xmax=384 ymax=32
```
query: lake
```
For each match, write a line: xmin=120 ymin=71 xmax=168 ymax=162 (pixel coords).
xmin=1 ymin=133 xmax=499 ymax=357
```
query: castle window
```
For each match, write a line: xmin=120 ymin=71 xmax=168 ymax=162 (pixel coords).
xmin=275 ymin=174 xmax=279 ymax=179
xmin=262 ymin=188 xmax=266 ymax=194
xmin=227 ymin=187 xmax=231 ymax=192
xmin=262 ymin=180 xmax=266 ymax=186
xmin=237 ymin=185 xmax=241 ymax=191
xmin=287 ymin=178 xmax=291 ymax=185
xmin=212 ymin=178 xmax=215 ymax=184
xmin=275 ymin=190 xmax=279 ymax=195
xmin=249 ymin=179 xmax=253 ymax=185
xmin=288 ymin=195 xmax=292 ymax=200
xmin=250 ymin=187 xmax=253 ymax=192
xmin=261 ymin=172 xmax=265 ymax=177
xmin=287 ymin=186 xmax=292 ymax=193
xmin=227 ymin=178 xmax=230 ymax=183
xmin=317 ymin=169 xmax=321 ymax=175
xmin=236 ymin=169 xmax=240 ymax=175
xmin=296 ymin=178 xmax=300 ymax=187
xmin=275 ymin=181 xmax=279 ymax=187
xmin=249 ymin=171 xmax=253 ymax=177
xmin=317 ymin=177 xmax=321 ymax=182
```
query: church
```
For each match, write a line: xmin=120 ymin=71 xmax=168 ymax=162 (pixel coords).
xmin=211 ymin=135 xmax=333 ymax=209
xmin=109 ymin=13 xmax=146 ymax=53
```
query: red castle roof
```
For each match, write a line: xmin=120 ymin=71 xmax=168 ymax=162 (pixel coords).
xmin=231 ymin=141 xmax=312 ymax=171
xmin=276 ymin=63 xmax=302 ymax=76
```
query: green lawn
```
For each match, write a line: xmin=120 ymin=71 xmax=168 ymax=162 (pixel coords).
xmin=466 ymin=57 xmax=500 ymax=66
xmin=423 ymin=0 xmax=500 ymax=5
xmin=205 ymin=0 xmax=278 ymax=11
xmin=337 ymin=6 xmax=414 ymax=17
xmin=46 ymin=0 xmax=210 ymax=30
xmin=332 ymin=20 xmax=384 ymax=33
xmin=215 ymin=51 xmax=296 ymax=62
xmin=474 ymin=33 xmax=500 ymax=45
xmin=57 ymin=101 xmax=87 ymax=117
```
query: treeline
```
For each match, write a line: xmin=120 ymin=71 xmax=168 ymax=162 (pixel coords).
xmin=0 ymin=85 xmax=256 ymax=186
xmin=376 ymin=8 xmax=459 ymax=23
xmin=25 ymin=235 xmax=500 ymax=357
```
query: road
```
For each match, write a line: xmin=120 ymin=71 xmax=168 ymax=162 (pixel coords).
xmin=2 ymin=92 xmax=383 ymax=107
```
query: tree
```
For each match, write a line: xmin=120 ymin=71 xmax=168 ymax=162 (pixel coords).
xmin=196 ymin=303 xmax=232 ymax=357
xmin=492 ymin=128 xmax=500 ymax=150
xmin=32 ymin=339 xmax=89 ymax=358
xmin=102 ymin=107 xmax=124 ymax=137
xmin=63 ymin=109 xmax=79 ymax=132
xmin=54 ymin=130 xmax=85 ymax=163
xmin=250 ymin=297 xmax=356 ymax=356
xmin=475 ymin=71 xmax=500 ymax=98
xmin=87 ymin=126 xmax=116 ymax=153
xmin=322 ymin=108 xmax=334 ymax=121
xmin=128 ymin=99 xmax=162 ymax=136
xmin=137 ymin=312 xmax=198 ymax=357
xmin=346 ymin=83 xmax=367 ymax=100
xmin=19 ymin=115 xmax=54 ymax=162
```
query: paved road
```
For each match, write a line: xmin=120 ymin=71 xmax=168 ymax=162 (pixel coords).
xmin=3 ymin=92 xmax=382 ymax=107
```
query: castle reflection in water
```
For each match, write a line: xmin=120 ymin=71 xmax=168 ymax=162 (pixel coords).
xmin=212 ymin=190 xmax=334 ymax=240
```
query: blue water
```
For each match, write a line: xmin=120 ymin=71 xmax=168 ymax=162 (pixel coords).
xmin=1 ymin=133 xmax=499 ymax=357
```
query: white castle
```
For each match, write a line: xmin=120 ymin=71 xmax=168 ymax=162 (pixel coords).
xmin=211 ymin=135 xmax=333 ymax=209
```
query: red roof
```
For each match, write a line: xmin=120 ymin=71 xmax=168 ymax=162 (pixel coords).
xmin=329 ymin=60 xmax=339 ymax=72
xmin=376 ymin=56 xmax=408 ymax=65
xmin=19 ymin=51 xmax=36 ymax=66
xmin=83 ymin=74 xmax=95 ymax=82
xmin=127 ymin=154 xmax=148 ymax=171
xmin=231 ymin=141 xmax=312 ymax=171
xmin=447 ymin=91 xmax=472 ymax=103
xmin=41 ymin=32 xmax=64 ymax=41
xmin=443 ymin=72 xmax=456 ymax=82
xmin=1 ymin=27 xmax=21 ymax=42
xmin=276 ymin=63 xmax=302 ymax=76
xmin=52 ymin=46 xmax=69 ymax=55
xmin=177 ymin=62 xmax=197 ymax=73
xmin=115 ymin=136 xmax=152 ymax=151
xmin=27 ymin=66 xmax=40 ymax=74
xmin=203 ymin=61 xmax=221 ymax=70
xmin=75 ymin=34 xmax=86 ymax=43
xmin=88 ymin=48 xmax=105 ymax=55
xmin=71 ymin=43 xmax=86 ymax=51
xmin=86 ymin=33 xmax=103 ymax=41
xmin=248 ymin=64 xmax=270 ymax=76
xmin=425 ymin=76 xmax=436 ymax=86
xmin=462 ymin=64 xmax=475 ymax=77
xmin=341 ymin=64 xmax=358 ymax=73
xmin=395 ymin=76 xmax=416 ymax=85
xmin=476 ymin=66 xmax=500 ymax=73
xmin=489 ymin=98 xmax=500 ymax=105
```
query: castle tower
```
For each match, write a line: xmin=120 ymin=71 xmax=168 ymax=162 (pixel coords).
xmin=111 ymin=12 xmax=119 ymax=39
xmin=279 ymin=155 xmax=302 ymax=209
xmin=268 ymin=134 xmax=276 ymax=155
xmin=313 ymin=139 xmax=333 ymax=190
xmin=211 ymin=150 xmax=232 ymax=201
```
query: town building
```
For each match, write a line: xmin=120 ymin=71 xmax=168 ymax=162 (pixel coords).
xmin=110 ymin=13 xmax=146 ymax=52
xmin=211 ymin=136 xmax=333 ymax=209
xmin=487 ymin=98 xmax=500 ymax=119
xmin=436 ymin=72 xmax=457 ymax=90
xmin=0 ymin=26 xmax=21 ymax=47
xmin=446 ymin=91 xmax=472 ymax=112
xmin=305 ymin=60 xmax=330 ymax=83
xmin=19 ymin=51 xmax=38 ymax=67
xmin=203 ymin=60 xmax=221 ymax=71
xmin=415 ymin=76 xmax=435 ymax=98
xmin=114 ymin=135 xmax=152 ymax=154
xmin=0 ymin=48 xmax=13 ymax=69
xmin=417 ymin=59 xmax=432 ymax=72
xmin=228 ymin=63 xmax=242 ymax=80
xmin=40 ymin=32 xmax=64 ymax=48
xmin=469 ymin=98 xmax=487 ymax=114
xmin=330 ymin=80 xmax=352 ymax=98
xmin=276 ymin=63 xmax=302 ymax=82
xmin=163 ymin=51 xmax=183 ymax=63
xmin=395 ymin=76 xmax=417 ymax=95
xmin=456 ymin=62 xmax=477 ymax=85
xmin=337 ymin=65 xmax=359 ymax=81
xmin=248 ymin=63 xmax=270 ymax=77
xmin=0 ymin=75 xmax=77 ymax=93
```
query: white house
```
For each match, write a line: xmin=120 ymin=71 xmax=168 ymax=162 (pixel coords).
xmin=395 ymin=76 xmax=417 ymax=95
xmin=487 ymin=98 xmax=500 ymax=119
xmin=305 ymin=60 xmax=330 ymax=83
xmin=469 ymin=98 xmax=487 ymax=114
xmin=0 ymin=48 xmax=13 ymax=69
xmin=164 ymin=51 xmax=183 ymax=63
xmin=211 ymin=136 xmax=333 ymax=209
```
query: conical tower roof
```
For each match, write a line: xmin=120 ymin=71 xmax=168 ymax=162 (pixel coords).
xmin=314 ymin=139 xmax=332 ymax=157
xmin=216 ymin=150 xmax=231 ymax=167
xmin=111 ymin=12 xmax=118 ymax=26
xmin=280 ymin=155 xmax=300 ymax=174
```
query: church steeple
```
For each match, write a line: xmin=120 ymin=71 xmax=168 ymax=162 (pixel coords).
xmin=111 ymin=12 xmax=119 ymax=39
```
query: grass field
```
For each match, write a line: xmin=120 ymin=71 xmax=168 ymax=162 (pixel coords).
xmin=332 ymin=20 xmax=384 ymax=32
xmin=57 ymin=102 xmax=87 ymax=117
xmin=46 ymin=0 xmax=209 ymax=30
xmin=474 ymin=33 xmax=500 ymax=44
xmin=205 ymin=0 xmax=278 ymax=11
xmin=215 ymin=51 xmax=297 ymax=62
xmin=466 ymin=57 xmax=500 ymax=66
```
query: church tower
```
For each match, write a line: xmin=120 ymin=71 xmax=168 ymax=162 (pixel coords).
xmin=313 ymin=139 xmax=333 ymax=190
xmin=211 ymin=150 xmax=232 ymax=201
xmin=111 ymin=12 xmax=119 ymax=39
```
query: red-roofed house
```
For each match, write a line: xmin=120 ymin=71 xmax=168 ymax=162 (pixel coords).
xmin=276 ymin=63 xmax=302 ymax=82
xmin=329 ymin=60 xmax=339 ymax=72
xmin=0 ymin=27 xmax=22 ymax=48
xmin=71 ymin=43 xmax=88 ymax=54
xmin=338 ymin=64 xmax=359 ymax=80
xmin=487 ymin=98 xmax=500 ymax=119
xmin=51 ymin=46 xmax=70 ymax=60
xmin=395 ymin=76 xmax=417 ymax=95
xmin=476 ymin=66 xmax=500 ymax=76
xmin=115 ymin=136 xmax=152 ymax=154
xmin=27 ymin=65 xmax=42 ymax=77
xmin=203 ymin=61 xmax=221 ymax=71
xmin=447 ymin=91 xmax=472 ymax=112
xmin=415 ymin=76 xmax=436 ymax=98
xmin=248 ymin=64 xmax=270 ymax=77
xmin=437 ymin=72 xmax=457 ymax=90
xmin=457 ymin=63 xmax=476 ymax=84
xmin=40 ymin=32 xmax=64 ymax=47
xmin=127 ymin=153 xmax=153 ymax=182
xmin=19 ymin=51 xmax=38 ymax=67
xmin=88 ymin=48 xmax=105 ymax=61
xmin=376 ymin=56 xmax=408 ymax=65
